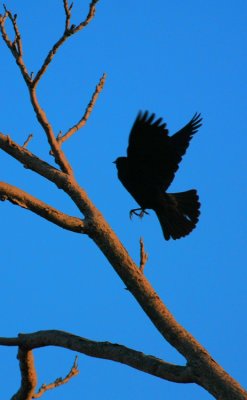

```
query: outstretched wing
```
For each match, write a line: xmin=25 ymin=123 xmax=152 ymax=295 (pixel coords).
xmin=127 ymin=111 xmax=202 ymax=190
xmin=127 ymin=111 xmax=169 ymax=159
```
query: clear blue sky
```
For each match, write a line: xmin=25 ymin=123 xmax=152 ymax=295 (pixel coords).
xmin=0 ymin=1 xmax=246 ymax=399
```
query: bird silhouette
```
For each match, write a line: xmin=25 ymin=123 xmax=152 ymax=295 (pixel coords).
xmin=114 ymin=111 xmax=202 ymax=240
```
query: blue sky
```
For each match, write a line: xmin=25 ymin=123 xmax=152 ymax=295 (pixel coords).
xmin=0 ymin=1 xmax=246 ymax=399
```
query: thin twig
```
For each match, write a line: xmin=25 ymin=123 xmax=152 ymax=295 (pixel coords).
xmin=69 ymin=0 xmax=99 ymax=34
xmin=58 ymin=73 xmax=107 ymax=145
xmin=63 ymin=0 xmax=73 ymax=31
xmin=0 ymin=8 xmax=31 ymax=84
xmin=139 ymin=237 xmax=148 ymax=272
xmin=23 ymin=134 xmax=33 ymax=148
xmin=33 ymin=356 xmax=79 ymax=398
xmin=3 ymin=6 xmax=22 ymax=56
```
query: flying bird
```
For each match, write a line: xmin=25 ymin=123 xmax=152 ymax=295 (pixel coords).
xmin=114 ymin=111 xmax=202 ymax=240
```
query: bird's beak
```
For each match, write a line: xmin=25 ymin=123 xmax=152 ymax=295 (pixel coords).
xmin=113 ymin=160 xmax=116 ymax=164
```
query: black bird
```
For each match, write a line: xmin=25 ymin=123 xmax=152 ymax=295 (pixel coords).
xmin=114 ymin=111 xmax=202 ymax=240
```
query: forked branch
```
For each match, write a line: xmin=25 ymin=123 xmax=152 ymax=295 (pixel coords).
xmin=63 ymin=0 xmax=73 ymax=31
xmin=2 ymin=5 xmax=22 ymax=56
xmin=0 ymin=5 xmax=73 ymax=173
xmin=34 ymin=0 xmax=100 ymax=87
xmin=0 ymin=1 xmax=103 ymax=173
xmin=11 ymin=348 xmax=78 ymax=400
xmin=0 ymin=8 xmax=31 ymax=85
xmin=33 ymin=356 xmax=79 ymax=399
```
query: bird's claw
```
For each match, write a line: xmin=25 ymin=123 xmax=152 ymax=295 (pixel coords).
xmin=129 ymin=208 xmax=149 ymax=219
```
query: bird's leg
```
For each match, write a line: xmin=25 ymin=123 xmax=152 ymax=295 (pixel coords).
xmin=129 ymin=208 xmax=149 ymax=219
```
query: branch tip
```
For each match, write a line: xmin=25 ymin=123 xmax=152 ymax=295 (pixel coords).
xmin=58 ymin=72 xmax=107 ymax=145
xmin=0 ymin=5 xmax=29 ymax=78
xmin=57 ymin=130 xmax=63 ymax=140
xmin=23 ymin=133 xmax=33 ymax=148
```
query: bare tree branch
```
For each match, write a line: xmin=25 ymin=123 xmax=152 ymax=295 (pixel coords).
xmin=33 ymin=356 xmax=79 ymax=398
xmin=11 ymin=348 xmax=37 ymax=400
xmin=28 ymin=88 xmax=73 ymax=174
xmin=0 ymin=182 xmax=84 ymax=233
xmin=0 ymin=132 xmax=68 ymax=185
xmin=0 ymin=2 xmax=102 ymax=173
xmin=10 ymin=349 xmax=78 ymax=399
xmin=0 ymin=9 xmax=31 ymax=85
xmin=33 ymin=0 xmax=100 ymax=87
xmin=63 ymin=0 xmax=73 ymax=31
xmin=0 ymin=132 xmax=106 ymax=219
xmin=0 ymin=331 xmax=194 ymax=384
xmin=0 ymin=2 xmax=102 ymax=174
xmin=64 ymin=0 xmax=99 ymax=35
xmin=58 ymin=73 xmax=107 ymax=145
xmin=0 ymin=7 xmax=73 ymax=174
xmin=2 ymin=5 xmax=22 ymax=56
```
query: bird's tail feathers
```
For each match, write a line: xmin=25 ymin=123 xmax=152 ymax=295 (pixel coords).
xmin=155 ymin=190 xmax=200 ymax=240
